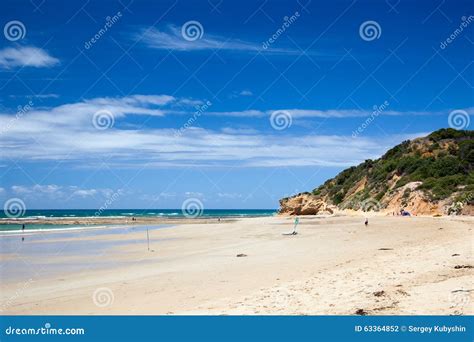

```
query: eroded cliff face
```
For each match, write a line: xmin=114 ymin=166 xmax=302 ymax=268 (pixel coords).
xmin=279 ymin=182 xmax=473 ymax=216
xmin=279 ymin=193 xmax=335 ymax=216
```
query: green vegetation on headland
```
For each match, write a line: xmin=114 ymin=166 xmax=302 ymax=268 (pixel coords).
xmin=311 ymin=129 xmax=473 ymax=210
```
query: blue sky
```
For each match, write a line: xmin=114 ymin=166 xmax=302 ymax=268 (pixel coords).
xmin=0 ymin=0 xmax=472 ymax=210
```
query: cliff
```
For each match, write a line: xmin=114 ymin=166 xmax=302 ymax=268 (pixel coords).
xmin=279 ymin=129 xmax=474 ymax=216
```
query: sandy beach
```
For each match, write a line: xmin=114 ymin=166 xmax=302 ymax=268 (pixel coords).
xmin=1 ymin=215 xmax=472 ymax=315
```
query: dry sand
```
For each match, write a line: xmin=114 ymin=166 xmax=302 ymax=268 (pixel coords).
xmin=1 ymin=215 xmax=473 ymax=315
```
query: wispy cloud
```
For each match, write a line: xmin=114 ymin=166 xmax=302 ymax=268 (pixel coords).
xmin=229 ymin=89 xmax=254 ymax=99
xmin=217 ymin=192 xmax=243 ymax=199
xmin=239 ymin=90 xmax=253 ymax=96
xmin=205 ymin=108 xmax=456 ymax=118
xmin=0 ymin=94 xmax=196 ymax=130
xmin=9 ymin=93 xmax=60 ymax=100
xmin=0 ymin=46 xmax=59 ymax=69
xmin=30 ymin=93 xmax=60 ymax=99
xmin=221 ymin=127 xmax=260 ymax=134
xmin=138 ymin=25 xmax=296 ymax=54
xmin=0 ymin=94 xmax=431 ymax=168
xmin=10 ymin=184 xmax=121 ymax=200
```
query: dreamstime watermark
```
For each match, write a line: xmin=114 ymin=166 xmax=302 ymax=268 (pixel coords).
xmin=92 ymin=109 xmax=115 ymax=130
xmin=440 ymin=16 xmax=474 ymax=50
xmin=181 ymin=198 xmax=204 ymax=218
xmin=94 ymin=191 xmax=122 ymax=217
xmin=447 ymin=192 xmax=473 ymax=215
xmin=360 ymin=198 xmax=381 ymax=212
xmin=0 ymin=278 xmax=33 ymax=313
xmin=448 ymin=109 xmax=470 ymax=130
xmin=352 ymin=100 xmax=390 ymax=138
xmin=5 ymin=323 xmax=85 ymax=336
xmin=1 ymin=100 xmax=34 ymax=135
xmin=81 ymin=190 xmax=123 ymax=226
xmin=84 ymin=11 xmax=123 ymax=49
xmin=270 ymin=110 xmax=292 ymax=130
xmin=262 ymin=11 xmax=300 ymax=50
xmin=460 ymin=192 xmax=474 ymax=205
xmin=4 ymin=20 xmax=26 ymax=41
xmin=174 ymin=100 xmax=212 ymax=137
xmin=181 ymin=21 xmax=204 ymax=41
xmin=359 ymin=20 xmax=382 ymax=41
xmin=3 ymin=198 xmax=26 ymax=218
xmin=92 ymin=287 xmax=114 ymax=307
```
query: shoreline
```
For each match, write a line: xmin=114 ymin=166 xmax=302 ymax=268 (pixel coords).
xmin=2 ymin=209 xmax=466 ymax=228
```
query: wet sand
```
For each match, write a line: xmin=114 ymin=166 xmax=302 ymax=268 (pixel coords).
xmin=0 ymin=215 xmax=472 ymax=315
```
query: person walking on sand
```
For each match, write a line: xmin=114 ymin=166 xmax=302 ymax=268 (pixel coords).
xmin=364 ymin=218 xmax=368 ymax=226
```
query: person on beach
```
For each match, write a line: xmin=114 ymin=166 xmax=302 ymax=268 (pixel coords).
xmin=364 ymin=218 xmax=368 ymax=226
xmin=293 ymin=216 xmax=299 ymax=234
xmin=282 ymin=216 xmax=299 ymax=236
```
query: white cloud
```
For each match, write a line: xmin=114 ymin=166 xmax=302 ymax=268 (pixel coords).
xmin=229 ymin=90 xmax=254 ymax=99
xmin=0 ymin=95 xmax=456 ymax=168
xmin=185 ymin=192 xmax=204 ymax=198
xmin=206 ymin=110 xmax=265 ymax=117
xmin=157 ymin=192 xmax=177 ymax=198
xmin=239 ymin=90 xmax=253 ymax=96
xmin=221 ymin=127 xmax=259 ymax=134
xmin=0 ymin=46 xmax=59 ymax=69
xmin=71 ymin=189 xmax=98 ymax=197
xmin=139 ymin=192 xmax=177 ymax=202
xmin=0 ymin=94 xmax=194 ymax=136
xmin=9 ymin=93 xmax=59 ymax=99
xmin=11 ymin=185 xmax=34 ymax=194
xmin=10 ymin=185 xmax=119 ymax=200
xmin=217 ymin=192 xmax=242 ymax=199
xmin=35 ymin=184 xmax=62 ymax=194
xmin=205 ymin=108 xmax=450 ymax=118
xmin=138 ymin=25 xmax=296 ymax=54
xmin=33 ymin=94 xmax=60 ymax=99
xmin=12 ymin=184 xmax=66 ymax=199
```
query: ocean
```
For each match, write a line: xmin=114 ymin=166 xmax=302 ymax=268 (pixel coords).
xmin=0 ymin=209 xmax=277 ymax=232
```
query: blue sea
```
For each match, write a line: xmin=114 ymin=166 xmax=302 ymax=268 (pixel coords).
xmin=0 ymin=209 xmax=276 ymax=232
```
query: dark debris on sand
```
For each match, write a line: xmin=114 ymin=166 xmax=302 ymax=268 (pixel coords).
xmin=355 ymin=309 xmax=368 ymax=315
